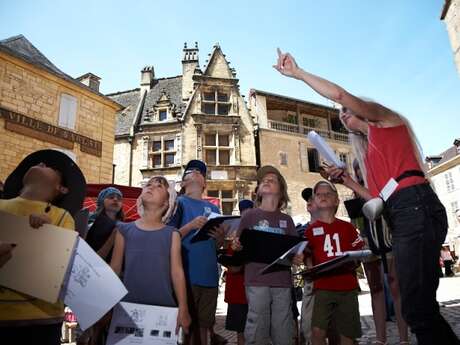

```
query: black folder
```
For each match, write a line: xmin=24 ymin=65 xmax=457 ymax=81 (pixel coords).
xmin=190 ymin=215 xmax=240 ymax=243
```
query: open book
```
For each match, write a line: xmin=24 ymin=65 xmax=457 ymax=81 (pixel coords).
xmin=259 ymin=241 xmax=308 ymax=274
xmin=295 ymin=249 xmax=372 ymax=278
xmin=190 ymin=212 xmax=240 ymax=243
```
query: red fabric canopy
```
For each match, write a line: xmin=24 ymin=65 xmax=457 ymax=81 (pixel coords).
xmin=84 ymin=184 xmax=220 ymax=222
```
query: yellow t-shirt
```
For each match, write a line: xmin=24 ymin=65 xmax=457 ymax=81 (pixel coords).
xmin=0 ymin=197 xmax=75 ymax=324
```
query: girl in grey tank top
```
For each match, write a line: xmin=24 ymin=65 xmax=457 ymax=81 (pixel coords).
xmin=110 ymin=176 xmax=191 ymax=334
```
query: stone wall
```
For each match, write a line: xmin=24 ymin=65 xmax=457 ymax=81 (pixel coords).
xmin=0 ymin=52 xmax=119 ymax=183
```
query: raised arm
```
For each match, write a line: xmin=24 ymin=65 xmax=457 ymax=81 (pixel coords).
xmin=273 ymin=48 xmax=401 ymax=126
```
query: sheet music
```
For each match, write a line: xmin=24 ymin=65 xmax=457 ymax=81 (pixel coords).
xmin=107 ymin=302 xmax=179 ymax=345
xmin=63 ymin=238 xmax=128 ymax=330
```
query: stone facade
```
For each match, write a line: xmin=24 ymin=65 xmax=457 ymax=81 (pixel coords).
xmin=441 ymin=0 xmax=460 ymax=75
xmin=0 ymin=35 xmax=122 ymax=183
xmin=249 ymin=90 xmax=354 ymax=222
xmin=110 ymin=43 xmax=257 ymax=215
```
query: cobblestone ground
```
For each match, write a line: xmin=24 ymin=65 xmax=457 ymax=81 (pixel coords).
xmin=213 ymin=274 xmax=460 ymax=345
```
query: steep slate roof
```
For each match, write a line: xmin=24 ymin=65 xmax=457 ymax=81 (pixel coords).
xmin=0 ymin=34 xmax=66 ymax=76
xmin=140 ymin=76 xmax=184 ymax=123
xmin=437 ymin=144 xmax=459 ymax=164
xmin=108 ymin=76 xmax=184 ymax=136
xmin=108 ymin=88 xmax=141 ymax=136
xmin=0 ymin=35 xmax=122 ymax=108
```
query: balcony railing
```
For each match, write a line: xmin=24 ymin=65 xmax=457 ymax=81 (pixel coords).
xmin=267 ymin=120 xmax=349 ymax=143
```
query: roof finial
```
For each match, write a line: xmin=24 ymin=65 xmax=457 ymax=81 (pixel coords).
xmin=184 ymin=42 xmax=187 ymax=49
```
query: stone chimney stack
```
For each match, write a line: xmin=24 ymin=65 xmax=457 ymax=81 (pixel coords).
xmin=182 ymin=42 xmax=199 ymax=101
xmin=140 ymin=66 xmax=154 ymax=93
xmin=76 ymin=73 xmax=101 ymax=92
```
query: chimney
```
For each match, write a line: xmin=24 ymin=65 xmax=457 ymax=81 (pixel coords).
xmin=182 ymin=42 xmax=199 ymax=100
xmin=140 ymin=66 xmax=154 ymax=93
xmin=76 ymin=73 xmax=101 ymax=92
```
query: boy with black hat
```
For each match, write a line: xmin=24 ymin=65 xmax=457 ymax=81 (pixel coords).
xmin=0 ymin=149 xmax=86 ymax=345
xmin=303 ymin=180 xmax=363 ymax=345
xmin=168 ymin=159 xmax=223 ymax=345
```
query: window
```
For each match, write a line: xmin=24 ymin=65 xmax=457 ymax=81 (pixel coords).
xmin=445 ymin=172 xmax=455 ymax=192
xmin=164 ymin=140 xmax=174 ymax=151
xmin=164 ymin=153 xmax=175 ymax=167
xmin=339 ymin=153 xmax=348 ymax=167
xmin=153 ymin=154 xmax=161 ymax=168
xmin=207 ymin=189 xmax=236 ymax=215
xmin=201 ymin=90 xmax=230 ymax=115
xmin=149 ymin=137 xmax=177 ymax=168
xmin=207 ymin=190 xmax=219 ymax=198
xmin=284 ymin=113 xmax=297 ymax=124
xmin=159 ymin=109 xmax=167 ymax=121
xmin=308 ymin=148 xmax=321 ymax=173
xmin=203 ymin=133 xmax=232 ymax=165
xmin=153 ymin=141 xmax=161 ymax=152
xmin=58 ymin=94 xmax=77 ymax=129
xmin=302 ymin=117 xmax=317 ymax=128
xmin=280 ymin=152 xmax=288 ymax=166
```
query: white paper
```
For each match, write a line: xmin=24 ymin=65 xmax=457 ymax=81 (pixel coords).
xmin=379 ymin=178 xmax=399 ymax=201
xmin=207 ymin=211 xmax=221 ymax=220
xmin=63 ymin=238 xmax=128 ymax=331
xmin=343 ymin=249 xmax=373 ymax=260
xmin=107 ymin=302 xmax=178 ymax=345
xmin=307 ymin=131 xmax=346 ymax=168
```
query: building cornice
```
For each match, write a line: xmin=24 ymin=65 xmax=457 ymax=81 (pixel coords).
xmin=428 ymin=154 xmax=460 ymax=176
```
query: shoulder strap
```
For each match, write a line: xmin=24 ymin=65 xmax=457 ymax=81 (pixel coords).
xmin=57 ymin=209 xmax=69 ymax=227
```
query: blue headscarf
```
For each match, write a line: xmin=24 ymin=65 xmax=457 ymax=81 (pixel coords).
xmin=97 ymin=187 xmax=123 ymax=209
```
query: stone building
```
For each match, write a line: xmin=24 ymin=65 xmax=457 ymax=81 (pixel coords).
xmin=441 ymin=0 xmax=460 ymax=75
xmin=426 ymin=138 xmax=460 ymax=245
xmin=248 ymin=89 xmax=354 ymax=221
xmin=0 ymin=35 xmax=122 ymax=183
xmin=109 ymin=43 xmax=257 ymax=215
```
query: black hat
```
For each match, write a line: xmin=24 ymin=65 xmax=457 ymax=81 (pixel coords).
xmin=183 ymin=160 xmax=207 ymax=179
xmin=238 ymin=199 xmax=254 ymax=212
xmin=3 ymin=149 xmax=86 ymax=216
xmin=301 ymin=187 xmax=313 ymax=202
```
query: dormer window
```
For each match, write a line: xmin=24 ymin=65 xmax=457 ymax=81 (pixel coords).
xmin=159 ymin=109 xmax=167 ymax=121
xmin=202 ymin=90 xmax=230 ymax=115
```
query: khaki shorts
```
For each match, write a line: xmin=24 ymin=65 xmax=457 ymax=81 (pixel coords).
xmin=188 ymin=285 xmax=218 ymax=328
xmin=312 ymin=289 xmax=361 ymax=340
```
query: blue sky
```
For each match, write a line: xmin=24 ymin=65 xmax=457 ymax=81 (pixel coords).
xmin=1 ymin=0 xmax=458 ymax=156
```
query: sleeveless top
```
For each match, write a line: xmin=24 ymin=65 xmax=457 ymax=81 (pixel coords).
xmin=117 ymin=221 xmax=177 ymax=307
xmin=365 ymin=124 xmax=426 ymax=198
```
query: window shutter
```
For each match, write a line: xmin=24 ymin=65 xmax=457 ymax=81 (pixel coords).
xmin=58 ymin=94 xmax=77 ymax=130
xmin=141 ymin=137 xmax=149 ymax=169
xmin=299 ymin=142 xmax=309 ymax=172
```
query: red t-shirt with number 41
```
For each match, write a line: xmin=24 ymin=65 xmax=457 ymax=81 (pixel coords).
xmin=305 ymin=218 xmax=364 ymax=291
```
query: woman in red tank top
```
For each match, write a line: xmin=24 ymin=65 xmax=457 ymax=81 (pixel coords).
xmin=274 ymin=49 xmax=458 ymax=345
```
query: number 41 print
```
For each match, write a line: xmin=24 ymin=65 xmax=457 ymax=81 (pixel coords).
xmin=323 ymin=233 xmax=343 ymax=257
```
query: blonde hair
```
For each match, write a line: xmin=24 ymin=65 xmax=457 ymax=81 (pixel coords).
xmin=137 ymin=176 xmax=177 ymax=223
